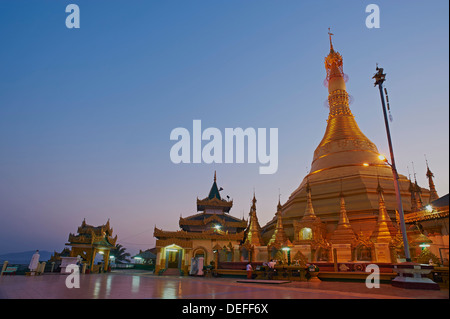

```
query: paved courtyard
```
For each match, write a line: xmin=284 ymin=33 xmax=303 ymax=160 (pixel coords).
xmin=0 ymin=270 xmax=448 ymax=299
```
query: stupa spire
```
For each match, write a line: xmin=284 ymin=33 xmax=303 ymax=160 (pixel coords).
xmin=330 ymin=192 xmax=356 ymax=243
xmin=328 ymin=27 xmax=334 ymax=52
xmin=310 ymin=31 xmax=382 ymax=175
xmin=267 ymin=200 xmax=291 ymax=248
xmin=208 ymin=171 xmax=221 ymax=200
xmin=370 ymin=178 xmax=393 ymax=243
xmin=338 ymin=192 xmax=351 ymax=227
xmin=409 ymin=178 xmax=418 ymax=212
xmin=244 ymin=193 xmax=264 ymax=246
xmin=411 ymin=162 xmax=423 ymax=210
xmin=425 ymin=157 xmax=439 ymax=203
xmin=303 ymin=179 xmax=316 ymax=219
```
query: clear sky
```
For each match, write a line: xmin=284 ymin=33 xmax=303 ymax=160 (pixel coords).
xmin=0 ymin=0 xmax=448 ymax=256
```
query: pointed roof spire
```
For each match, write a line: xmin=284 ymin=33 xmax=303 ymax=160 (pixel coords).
xmin=277 ymin=188 xmax=282 ymax=211
xmin=408 ymin=162 xmax=423 ymax=211
xmin=267 ymin=200 xmax=291 ymax=248
xmin=409 ymin=178 xmax=418 ymax=212
xmin=324 ymin=28 xmax=345 ymax=90
xmin=330 ymin=192 xmax=356 ymax=244
xmin=371 ymin=178 xmax=394 ymax=243
xmin=208 ymin=171 xmax=221 ymax=200
xmin=338 ymin=192 xmax=351 ymax=227
xmin=425 ymin=156 xmax=439 ymax=203
xmin=376 ymin=174 xmax=383 ymax=194
xmin=244 ymin=193 xmax=264 ymax=246
xmin=197 ymin=171 xmax=233 ymax=213
xmin=328 ymin=27 xmax=334 ymax=52
xmin=303 ymin=179 xmax=316 ymax=219
xmin=251 ymin=191 xmax=257 ymax=211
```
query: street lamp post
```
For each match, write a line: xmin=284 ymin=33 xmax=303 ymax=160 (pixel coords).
xmin=373 ymin=66 xmax=411 ymax=262
xmin=282 ymin=247 xmax=291 ymax=265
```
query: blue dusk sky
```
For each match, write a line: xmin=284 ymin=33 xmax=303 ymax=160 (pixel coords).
xmin=0 ymin=1 xmax=448 ymax=256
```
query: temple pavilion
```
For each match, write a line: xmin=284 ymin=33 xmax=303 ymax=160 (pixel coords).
xmin=65 ymin=219 xmax=117 ymax=272
xmin=153 ymin=172 xmax=248 ymax=274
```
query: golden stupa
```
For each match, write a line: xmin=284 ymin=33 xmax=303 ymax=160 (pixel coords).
xmin=262 ymin=31 xmax=431 ymax=241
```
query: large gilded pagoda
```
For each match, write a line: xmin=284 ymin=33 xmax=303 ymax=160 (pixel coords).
xmin=261 ymin=31 xmax=435 ymax=260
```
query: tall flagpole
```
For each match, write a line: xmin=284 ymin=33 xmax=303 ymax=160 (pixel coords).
xmin=373 ymin=66 xmax=411 ymax=262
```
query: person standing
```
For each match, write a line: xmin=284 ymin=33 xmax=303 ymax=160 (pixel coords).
xmin=268 ymin=259 xmax=276 ymax=279
xmin=246 ymin=262 xmax=253 ymax=279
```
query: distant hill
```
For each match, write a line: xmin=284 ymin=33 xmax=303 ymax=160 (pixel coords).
xmin=0 ymin=250 xmax=53 ymax=265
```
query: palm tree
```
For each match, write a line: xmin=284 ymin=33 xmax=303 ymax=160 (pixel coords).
xmin=111 ymin=244 xmax=131 ymax=263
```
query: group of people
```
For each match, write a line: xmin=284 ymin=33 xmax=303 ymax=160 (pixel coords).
xmin=246 ymin=259 xmax=277 ymax=279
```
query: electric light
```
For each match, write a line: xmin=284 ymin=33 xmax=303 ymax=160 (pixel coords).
xmin=378 ymin=154 xmax=387 ymax=162
xmin=363 ymin=163 xmax=369 ymax=167
xmin=425 ymin=205 xmax=433 ymax=213
xmin=214 ymin=225 xmax=221 ymax=230
xmin=281 ymin=247 xmax=290 ymax=251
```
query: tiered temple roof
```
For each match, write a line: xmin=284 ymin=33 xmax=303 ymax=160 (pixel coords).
xmin=405 ymin=194 xmax=449 ymax=223
xmin=154 ymin=172 xmax=246 ymax=244
xmin=196 ymin=171 xmax=233 ymax=213
xmin=67 ymin=218 xmax=117 ymax=248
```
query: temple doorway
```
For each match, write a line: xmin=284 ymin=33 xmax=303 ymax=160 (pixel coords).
xmin=167 ymin=249 xmax=180 ymax=268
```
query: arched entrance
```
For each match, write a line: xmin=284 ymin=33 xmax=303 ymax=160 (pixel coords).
xmin=164 ymin=245 xmax=183 ymax=269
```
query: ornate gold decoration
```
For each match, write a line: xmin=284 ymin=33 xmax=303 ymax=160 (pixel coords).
xmin=179 ymin=214 xmax=247 ymax=228
xmin=66 ymin=219 xmax=116 ymax=272
xmin=370 ymin=180 xmax=394 ymax=243
xmin=154 ymin=227 xmax=244 ymax=241
xmin=267 ymin=199 xmax=291 ymax=249
xmin=155 ymin=239 xmax=192 ymax=249
xmin=416 ymin=248 xmax=440 ymax=264
xmin=330 ymin=193 xmax=356 ymax=245
xmin=292 ymin=251 xmax=308 ymax=267
xmin=243 ymin=193 xmax=265 ymax=246
xmin=426 ymin=162 xmax=439 ymax=203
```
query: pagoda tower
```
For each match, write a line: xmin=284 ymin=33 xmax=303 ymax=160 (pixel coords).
xmin=303 ymin=180 xmax=316 ymax=220
xmin=413 ymin=178 xmax=424 ymax=211
xmin=426 ymin=162 xmax=439 ymax=203
xmin=329 ymin=193 xmax=357 ymax=262
xmin=262 ymin=31 xmax=430 ymax=241
xmin=243 ymin=193 xmax=265 ymax=247
xmin=409 ymin=178 xmax=419 ymax=212
xmin=267 ymin=199 xmax=292 ymax=248
xmin=370 ymin=179 xmax=394 ymax=243
xmin=330 ymin=193 xmax=356 ymax=244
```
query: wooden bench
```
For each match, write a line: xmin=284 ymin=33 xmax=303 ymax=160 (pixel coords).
xmin=2 ymin=266 xmax=18 ymax=276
